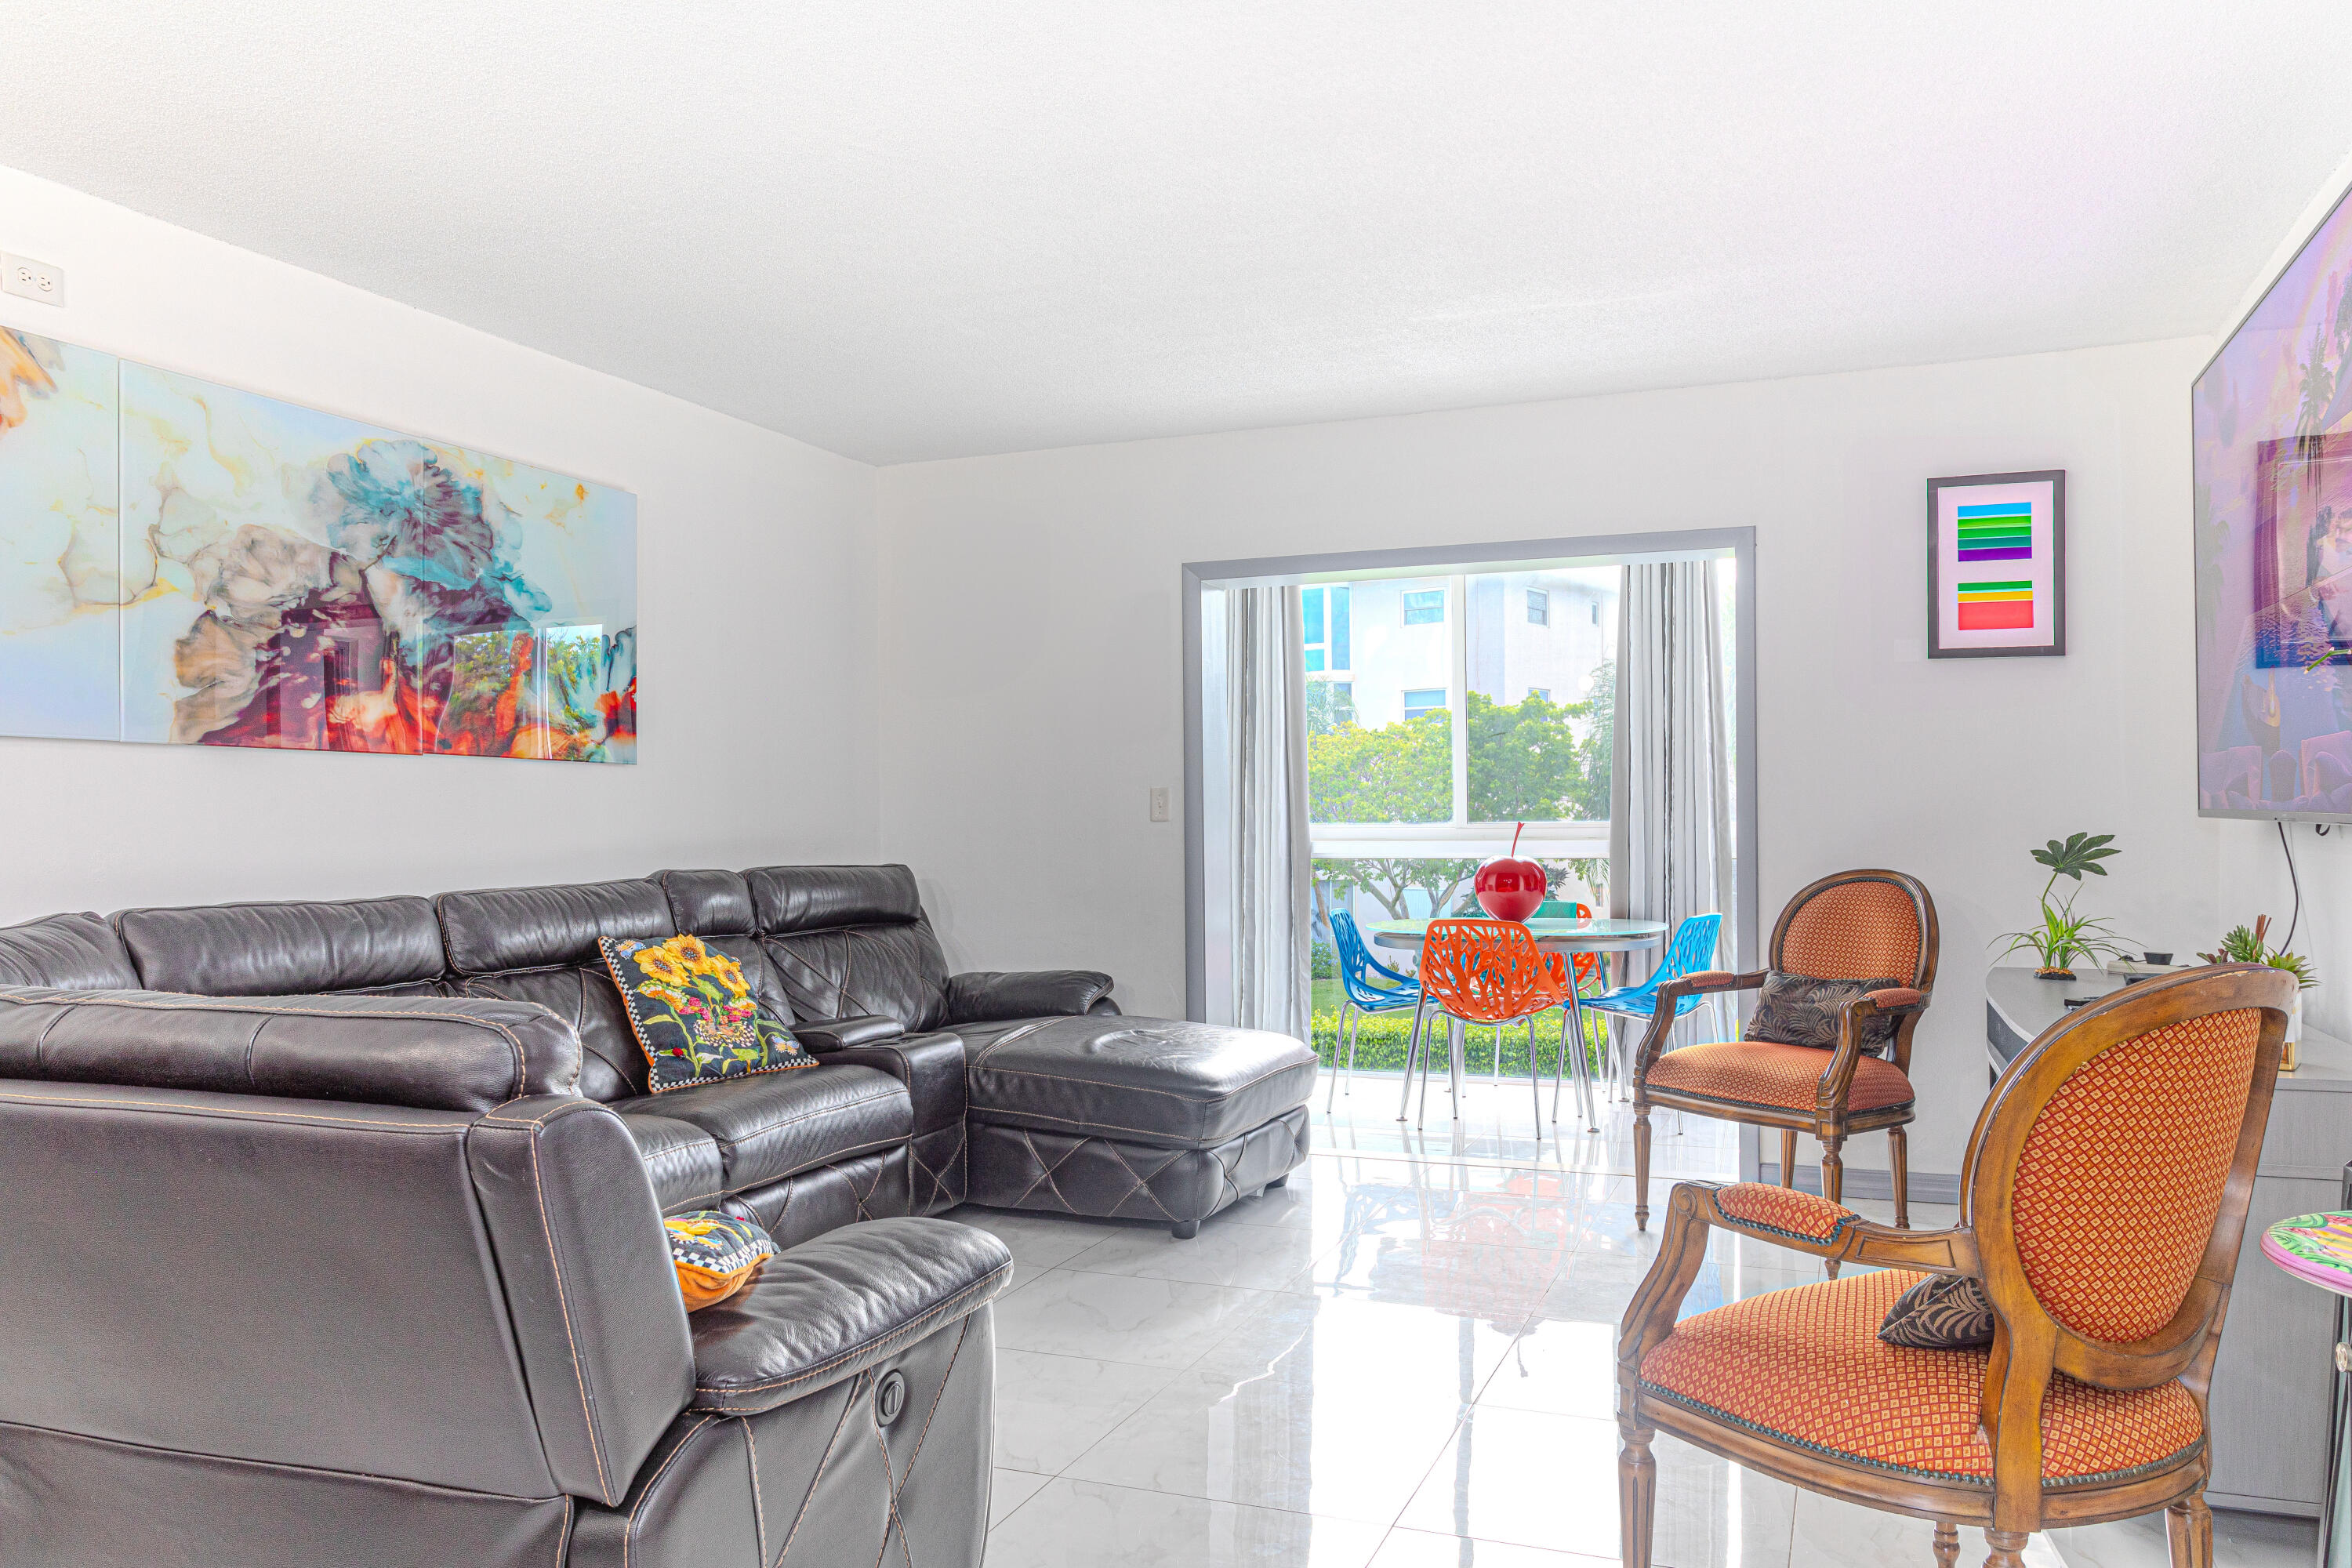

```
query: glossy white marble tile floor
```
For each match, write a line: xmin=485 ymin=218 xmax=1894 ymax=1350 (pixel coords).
xmin=946 ymin=1073 xmax=2318 ymax=1568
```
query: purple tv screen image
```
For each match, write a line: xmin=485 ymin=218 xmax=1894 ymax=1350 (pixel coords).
xmin=2195 ymin=180 xmax=2352 ymax=818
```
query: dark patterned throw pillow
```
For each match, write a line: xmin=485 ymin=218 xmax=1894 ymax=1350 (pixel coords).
xmin=1877 ymin=1272 xmax=1998 ymax=1349
xmin=600 ymin=934 xmax=817 ymax=1093
xmin=1743 ymin=970 xmax=1907 ymax=1054
xmin=663 ymin=1210 xmax=777 ymax=1310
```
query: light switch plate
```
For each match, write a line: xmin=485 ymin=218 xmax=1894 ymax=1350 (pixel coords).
xmin=1149 ymin=786 xmax=1171 ymax=822
xmin=2 ymin=253 xmax=65 ymax=306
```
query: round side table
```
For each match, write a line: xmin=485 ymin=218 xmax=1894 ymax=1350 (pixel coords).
xmin=2262 ymin=1211 xmax=2352 ymax=1566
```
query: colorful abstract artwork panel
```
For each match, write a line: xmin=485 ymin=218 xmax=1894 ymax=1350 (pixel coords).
xmin=1928 ymin=471 xmax=2063 ymax=658
xmin=0 ymin=327 xmax=637 ymax=764
xmin=0 ymin=329 xmax=122 ymax=740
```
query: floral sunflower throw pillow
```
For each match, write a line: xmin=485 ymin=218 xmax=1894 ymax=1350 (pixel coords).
xmin=600 ymin=933 xmax=817 ymax=1093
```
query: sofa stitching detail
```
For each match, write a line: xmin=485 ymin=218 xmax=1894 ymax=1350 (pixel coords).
xmin=869 ymin=1423 xmax=904 ymax=1568
xmin=692 ymin=1262 xmax=1012 ymax=1401
xmin=770 ymin=1371 xmax=862 ymax=1566
xmin=241 ymin=1014 xmax=268 ymax=1088
xmin=513 ymin=1118 xmax=613 ymax=1500
xmin=893 ymin=1313 xmax=970 ymax=1515
xmin=968 ymin=1056 xmax=1315 ymax=1105
xmin=742 ymin=1417 xmax=768 ymax=1565
xmin=622 ymin=1413 xmax=717 ymax=1568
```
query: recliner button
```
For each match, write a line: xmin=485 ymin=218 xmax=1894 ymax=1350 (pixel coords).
xmin=875 ymin=1370 xmax=909 ymax=1426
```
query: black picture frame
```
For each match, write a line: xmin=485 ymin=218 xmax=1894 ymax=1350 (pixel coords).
xmin=1926 ymin=469 xmax=2066 ymax=659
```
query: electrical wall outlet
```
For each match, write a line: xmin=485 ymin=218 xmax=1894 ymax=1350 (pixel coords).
xmin=2 ymin=254 xmax=65 ymax=306
xmin=1149 ymin=786 xmax=1171 ymax=822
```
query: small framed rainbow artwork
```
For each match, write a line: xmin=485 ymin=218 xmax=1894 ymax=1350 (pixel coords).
xmin=1927 ymin=470 xmax=2065 ymax=659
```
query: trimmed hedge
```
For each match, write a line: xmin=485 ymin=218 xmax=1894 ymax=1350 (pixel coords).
xmin=1309 ymin=1004 xmax=1609 ymax=1076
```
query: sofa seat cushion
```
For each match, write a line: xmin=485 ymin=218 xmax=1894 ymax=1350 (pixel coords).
xmin=1639 ymin=1269 xmax=2205 ymax=1486
xmin=615 ymin=1064 xmax=909 ymax=1195
xmin=617 ymin=1111 xmax=727 ymax=1214
xmin=963 ymin=1015 xmax=1317 ymax=1151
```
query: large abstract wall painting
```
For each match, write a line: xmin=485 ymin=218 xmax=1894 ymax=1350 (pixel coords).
xmin=0 ymin=326 xmax=637 ymax=764
xmin=0 ymin=330 xmax=121 ymax=740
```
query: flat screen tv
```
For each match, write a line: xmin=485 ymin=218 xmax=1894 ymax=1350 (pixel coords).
xmin=2196 ymin=180 xmax=2352 ymax=818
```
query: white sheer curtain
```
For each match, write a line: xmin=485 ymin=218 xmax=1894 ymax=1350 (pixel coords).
xmin=1221 ymin=586 xmax=1313 ymax=1040
xmin=1609 ymin=561 xmax=1733 ymax=970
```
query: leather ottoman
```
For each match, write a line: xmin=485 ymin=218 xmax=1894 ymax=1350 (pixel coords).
xmin=960 ymin=1016 xmax=1316 ymax=1237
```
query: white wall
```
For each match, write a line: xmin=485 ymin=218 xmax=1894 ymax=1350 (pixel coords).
xmin=0 ymin=167 xmax=881 ymax=919
xmin=875 ymin=336 xmax=2220 ymax=1179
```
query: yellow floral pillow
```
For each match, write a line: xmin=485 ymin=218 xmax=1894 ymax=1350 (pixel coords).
xmin=663 ymin=1210 xmax=776 ymax=1310
xmin=599 ymin=934 xmax=816 ymax=1093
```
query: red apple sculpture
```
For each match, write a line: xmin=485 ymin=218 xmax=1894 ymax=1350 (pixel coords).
xmin=1474 ymin=823 xmax=1547 ymax=922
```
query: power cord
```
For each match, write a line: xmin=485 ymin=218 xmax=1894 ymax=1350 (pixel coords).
xmin=2280 ymin=818 xmax=2303 ymax=953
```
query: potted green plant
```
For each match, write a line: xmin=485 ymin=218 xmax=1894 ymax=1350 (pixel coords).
xmin=1991 ymin=832 xmax=2132 ymax=980
xmin=2199 ymin=915 xmax=2319 ymax=1051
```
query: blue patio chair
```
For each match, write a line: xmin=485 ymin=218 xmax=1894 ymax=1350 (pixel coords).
xmin=1326 ymin=909 xmax=1424 ymax=1109
xmin=1584 ymin=913 xmax=1726 ymax=1099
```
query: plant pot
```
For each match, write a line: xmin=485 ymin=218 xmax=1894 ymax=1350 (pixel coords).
xmin=2035 ymin=967 xmax=2076 ymax=981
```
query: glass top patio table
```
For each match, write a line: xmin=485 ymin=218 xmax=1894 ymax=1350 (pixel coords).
xmin=1367 ymin=916 xmax=1668 ymax=955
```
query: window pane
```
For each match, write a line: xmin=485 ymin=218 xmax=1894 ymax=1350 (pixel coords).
xmin=1305 ymin=648 xmax=1325 ymax=673
xmin=1465 ymin=567 xmax=1616 ymax=822
xmin=1304 ymin=577 xmax=1453 ymax=825
xmin=1303 ymin=586 xmax=1324 ymax=647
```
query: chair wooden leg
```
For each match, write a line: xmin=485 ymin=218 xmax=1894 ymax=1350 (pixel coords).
xmin=1779 ymin=1130 xmax=1798 ymax=1188
xmin=1889 ymin=1125 xmax=1911 ymax=1229
xmin=1932 ymin=1522 xmax=1958 ymax=1566
xmin=1617 ymin=1415 xmax=1657 ymax=1568
xmin=1820 ymin=1134 xmax=1846 ymax=1278
xmin=2166 ymin=1492 xmax=2213 ymax=1567
xmin=1633 ymin=1106 xmax=1653 ymax=1230
xmin=1984 ymin=1529 xmax=2030 ymax=1567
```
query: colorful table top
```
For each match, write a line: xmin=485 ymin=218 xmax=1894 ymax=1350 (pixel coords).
xmin=2262 ymin=1212 xmax=2352 ymax=1298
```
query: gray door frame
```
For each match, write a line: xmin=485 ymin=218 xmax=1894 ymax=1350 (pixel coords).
xmin=1181 ymin=526 xmax=1760 ymax=1064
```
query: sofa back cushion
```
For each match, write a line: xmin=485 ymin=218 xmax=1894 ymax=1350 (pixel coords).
xmin=0 ymin=912 xmax=140 ymax=989
xmin=440 ymin=879 xmax=676 ymax=1102
xmin=0 ymin=989 xmax=582 ymax=1109
xmin=659 ymin=866 xmax=952 ymax=1031
xmin=113 ymin=896 xmax=448 ymax=997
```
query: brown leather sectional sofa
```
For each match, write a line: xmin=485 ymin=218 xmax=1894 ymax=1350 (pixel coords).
xmin=0 ymin=862 xmax=1316 ymax=1566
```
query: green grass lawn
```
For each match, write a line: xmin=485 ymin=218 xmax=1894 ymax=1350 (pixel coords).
xmin=1309 ymin=976 xmax=1609 ymax=1075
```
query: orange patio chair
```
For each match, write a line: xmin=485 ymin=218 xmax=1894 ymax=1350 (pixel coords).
xmin=1400 ymin=918 xmax=1585 ymax=1131
xmin=1627 ymin=869 xmax=1938 ymax=1230
xmin=1616 ymin=963 xmax=2294 ymax=1568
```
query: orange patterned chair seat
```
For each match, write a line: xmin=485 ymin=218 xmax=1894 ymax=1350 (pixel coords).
xmin=1646 ymin=1040 xmax=1915 ymax=1113
xmin=1638 ymin=1269 xmax=2205 ymax=1486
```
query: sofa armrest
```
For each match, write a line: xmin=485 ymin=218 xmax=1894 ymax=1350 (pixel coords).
xmin=945 ymin=969 xmax=1115 ymax=1025
xmin=826 ymin=1031 xmax=967 ymax=1138
xmin=688 ymin=1218 xmax=1014 ymax=1415
xmin=793 ymin=1013 xmax=906 ymax=1053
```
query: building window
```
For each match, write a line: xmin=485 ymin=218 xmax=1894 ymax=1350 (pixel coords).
xmin=1403 ymin=590 xmax=1445 ymax=626
xmin=1403 ymin=688 xmax=1446 ymax=720
xmin=1527 ymin=686 xmax=1550 ymax=702
xmin=1301 ymin=585 xmax=1351 ymax=674
xmin=1527 ymin=588 xmax=1549 ymax=626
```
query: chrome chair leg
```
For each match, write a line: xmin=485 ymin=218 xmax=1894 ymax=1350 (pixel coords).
xmin=1526 ymin=1015 xmax=1544 ymax=1137
xmin=1417 ymin=1011 xmax=1446 ymax=1129
xmin=1566 ymin=998 xmax=1598 ymax=1131
xmin=1396 ymin=993 xmax=1431 ymax=1123
xmin=1327 ymin=999 xmax=1352 ymax=1112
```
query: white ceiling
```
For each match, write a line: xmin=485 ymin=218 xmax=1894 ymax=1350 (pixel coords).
xmin=13 ymin=3 xmax=2352 ymax=464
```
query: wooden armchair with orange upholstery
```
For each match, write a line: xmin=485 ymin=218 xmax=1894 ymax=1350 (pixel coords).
xmin=1629 ymin=869 xmax=1938 ymax=1231
xmin=1616 ymin=964 xmax=2294 ymax=1568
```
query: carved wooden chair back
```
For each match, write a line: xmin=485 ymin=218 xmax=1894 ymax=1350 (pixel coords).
xmin=1960 ymin=963 xmax=2292 ymax=1537
xmin=1767 ymin=869 xmax=1940 ymax=1070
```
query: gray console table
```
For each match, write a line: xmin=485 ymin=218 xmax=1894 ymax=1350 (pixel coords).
xmin=1987 ymin=967 xmax=2350 ymax=1517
